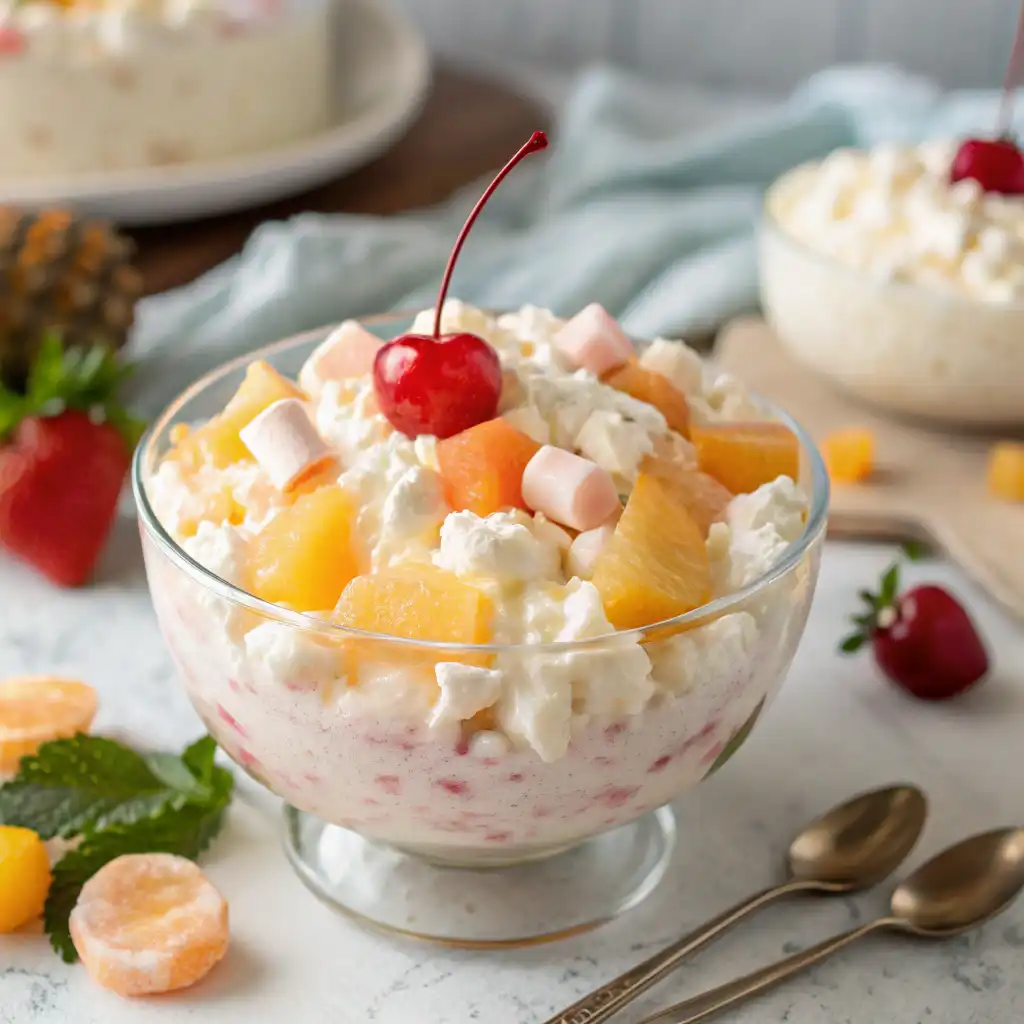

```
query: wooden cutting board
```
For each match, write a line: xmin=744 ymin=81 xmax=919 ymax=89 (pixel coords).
xmin=716 ymin=318 xmax=1024 ymax=623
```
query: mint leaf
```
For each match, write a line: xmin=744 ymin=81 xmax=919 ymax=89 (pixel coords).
xmin=181 ymin=736 xmax=219 ymax=782
xmin=901 ymin=540 xmax=928 ymax=562
xmin=705 ymin=699 xmax=765 ymax=778
xmin=44 ymin=797 xmax=232 ymax=963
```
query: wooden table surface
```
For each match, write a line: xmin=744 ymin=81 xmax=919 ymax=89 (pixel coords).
xmin=130 ymin=68 xmax=548 ymax=297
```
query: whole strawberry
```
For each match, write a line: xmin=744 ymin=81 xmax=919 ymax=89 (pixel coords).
xmin=0 ymin=336 xmax=144 ymax=586
xmin=839 ymin=559 xmax=989 ymax=701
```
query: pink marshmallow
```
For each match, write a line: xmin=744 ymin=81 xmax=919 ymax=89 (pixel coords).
xmin=553 ymin=304 xmax=634 ymax=377
xmin=239 ymin=398 xmax=335 ymax=492
xmin=299 ymin=321 xmax=382 ymax=396
xmin=566 ymin=520 xmax=619 ymax=580
xmin=521 ymin=446 xmax=621 ymax=532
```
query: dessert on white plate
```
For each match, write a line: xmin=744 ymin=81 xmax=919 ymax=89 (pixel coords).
xmin=761 ymin=138 xmax=1024 ymax=427
xmin=135 ymin=133 xmax=827 ymax=942
xmin=0 ymin=0 xmax=332 ymax=177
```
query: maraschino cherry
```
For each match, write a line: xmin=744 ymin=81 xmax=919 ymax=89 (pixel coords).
xmin=950 ymin=3 xmax=1024 ymax=194
xmin=373 ymin=131 xmax=549 ymax=439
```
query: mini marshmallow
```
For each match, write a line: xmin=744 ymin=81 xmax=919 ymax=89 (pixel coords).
xmin=299 ymin=321 xmax=382 ymax=397
xmin=521 ymin=445 xmax=621 ymax=532
xmin=239 ymin=398 xmax=335 ymax=493
xmin=566 ymin=521 xmax=618 ymax=580
xmin=552 ymin=303 xmax=634 ymax=377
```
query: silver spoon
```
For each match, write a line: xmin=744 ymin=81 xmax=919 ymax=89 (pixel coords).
xmin=639 ymin=826 xmax=1024 ymax=1024
xmin=541 ymin=784 xmax=927 ymax=1024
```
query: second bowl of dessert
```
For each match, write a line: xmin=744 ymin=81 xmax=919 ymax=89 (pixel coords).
xmin=761 ymin=140 xmax=1024 ymax=428
xmin=134 ymin=301 xmax=828 ymax=944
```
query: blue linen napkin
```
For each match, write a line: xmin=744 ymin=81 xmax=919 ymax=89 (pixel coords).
xmin=129 ymin=64 xmax=1021 ymax=417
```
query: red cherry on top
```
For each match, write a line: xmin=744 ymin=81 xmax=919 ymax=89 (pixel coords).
xmin=950 ymin=138 xmax=1024 ymax=195
xmin=840 ymin=562 xmax=989 ymax=702
xmin=373 ymin=131 xmax=549 ymax=439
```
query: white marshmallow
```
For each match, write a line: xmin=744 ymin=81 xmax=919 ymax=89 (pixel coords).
xmin=299 ymin=321 xmax=382 ymax=397
xmin=566 ymin=520 xmax=618 ymax=579
xmin=552 ymin=303 xmax=634 ymax=377
xmin=521 ymin=445 xmax=621 ymax=532
xmin=239 ymin=398 xmax=335 ymax=493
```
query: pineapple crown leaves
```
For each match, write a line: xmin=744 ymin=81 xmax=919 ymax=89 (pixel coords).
xmin=0 ymin=333 xmax=146 ymax=451
xmin=838 ymin=542 xmax=927 ymax=655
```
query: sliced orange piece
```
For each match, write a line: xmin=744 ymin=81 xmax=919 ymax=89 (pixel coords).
xmin=603 ymin=358 xmax=691 ymax=437
xmin=820 ymin=428 xmax=875 ymax=484
xmin=70 ymin=853 xmax=229 ymax=996
xmin=436 ymin=418 xmax=541 ymax=517
xmin=641 ymin=455 xmax=733 ymax=538
xmin=0 ymin=826 xmax=51 ymax=932
xmin=0 ymin=677 xmax=98 ymax=773
xmin=690 ymin=422 xmax=800 ymax=494
xmin=987 ymin=441 xmax=1024 ymax=503
xmin=591 ymin=470 xmax=711 ymax=629
xmin=250 ymin=486 xmax=360 ymax=612
xmin=174 ymin=361 xmax=305 ymax=470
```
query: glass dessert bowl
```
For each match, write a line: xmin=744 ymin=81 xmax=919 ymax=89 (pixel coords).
xmin=133 ymin=307 xmax=828 ymax=946
xmin=760 ymin=143 xmax=1024 ymax=428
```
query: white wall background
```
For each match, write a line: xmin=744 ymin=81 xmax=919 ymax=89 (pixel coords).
xmin=391 ymin=0 xmax=1022 ymax=93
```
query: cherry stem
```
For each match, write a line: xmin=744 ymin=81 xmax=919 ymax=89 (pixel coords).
xmin=433 ymin=130 xmax=549 ymax=339
xmin=998 ymin=0 xmax=1024 ymax=137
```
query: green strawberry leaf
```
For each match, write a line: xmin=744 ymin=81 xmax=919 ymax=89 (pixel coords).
xmin=879 ymin=563 xmax=900 ymax=606
xmin=839 ymin=633 xmax=868 ymax=654
xmin=44 ymin=797 xmax=232 ymax=963
xmin=901 ymin=540 xmax=928 ymax=562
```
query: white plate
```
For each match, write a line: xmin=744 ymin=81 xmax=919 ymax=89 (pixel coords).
xmin=0 ymin=0 xmax=431 ymax=226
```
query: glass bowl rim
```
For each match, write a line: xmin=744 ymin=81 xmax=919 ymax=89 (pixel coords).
xmin=132 ymin=311 xmax=830 ymax=655
xmin=762 ymin=163 xmax=1024 ymax=314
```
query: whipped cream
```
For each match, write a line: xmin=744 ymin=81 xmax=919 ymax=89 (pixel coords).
xmin=770 ymin=141 xmax=1024 ymax=302
xmin=148 ymin=303 xmax=809 ymax=773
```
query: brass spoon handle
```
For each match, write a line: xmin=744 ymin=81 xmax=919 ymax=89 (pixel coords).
xmin=540 ymin=880 xmax=830 ymax=1024
xmin=638 ymin=919 xmax=892 ymax=1024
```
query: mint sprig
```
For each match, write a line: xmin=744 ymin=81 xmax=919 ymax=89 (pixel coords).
xmin=0 ymin=333 xmax=146 ymax=449
xmin=0 ymin=734 xmax=233 ymax=963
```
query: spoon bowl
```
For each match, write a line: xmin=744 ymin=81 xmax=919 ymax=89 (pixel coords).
xmin=892 ymin=827 xmax=1024 ymax=937
xmin=788 ymin=784 xmax=928 ymax=889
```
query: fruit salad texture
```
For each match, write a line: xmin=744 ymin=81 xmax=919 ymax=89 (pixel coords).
xmin=143 ymin=301 xmax=817 ymax=855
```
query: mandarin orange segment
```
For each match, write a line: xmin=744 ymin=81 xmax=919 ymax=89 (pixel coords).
xmin=987 ymin=441 xmax=1024 ymax=502
xmin=0 ymin=827 xmax=52 ymax=933
xmin=436 ymin=418 xmax=541 ymax=516
xmin=250 ymin=486 xmax=359 ymax=612
xmin=0 ymin=677 xmax=98 ymax=774
xmin=603 ymin=359 xmax=691 ymax=437
xmin=690 ymin=422 xmax=800 ymax=494
xmin=70 ymin=853 xmax=229 ymax=997
xmin=641 ymin=455 xmax=733 ymax=538
xmin=820 ymin=428 xmax=875 ymax=484
xmin=174 ymin=361 xmax=305 ymax=470
xmin=591 ymin=470 xmax=711 ymax=630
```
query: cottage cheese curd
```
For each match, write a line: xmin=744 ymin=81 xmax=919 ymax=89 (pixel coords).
xmin=762 ymin=141 xmax=1024 ymax=426
xmin=0 ymin=0 xmax=331 ymax=178
xmin=144 ymin=303 xmax=819 ymax=856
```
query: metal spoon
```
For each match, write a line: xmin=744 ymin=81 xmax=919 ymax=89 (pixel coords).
xmin=541 ymin=784 xmax=927 ymax=1024
xmin=639 ymin=826 xmax=1024 ymax=1024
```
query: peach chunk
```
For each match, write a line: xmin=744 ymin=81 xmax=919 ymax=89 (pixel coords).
xmin=250 ymin=486 xmax=359 ymax=612
xmin=987 ymin=441 xmax=1024 ymax=503
xmin=591 ymin=470 xmax=711 ymax=630
xmin=70 ymin=854 xmax=228 ymax=997
xmin=0 ymin=827 xmax=51 ymax=933
xmin=175 ymin=361 xmax=305 ymax=470
xmin=690 ymin=422 xmax=800 ymax=494
xmin=0 ymin=677 xmax=98 ymax=773
xmin=820 ymin=428 xmax=875 ymax=484
xmin=603 ymin=359 xmax=691 ymax=437
xmin=641 ymin=455 xmax=733 ymax=537
xmin=437 ymin=418 xmax=541 ymax=516
xmin=335 ymin=564 xmax=493 ymax=647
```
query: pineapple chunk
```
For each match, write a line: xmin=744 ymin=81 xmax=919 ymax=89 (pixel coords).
xmin=641 ymin=455 xmax=732 ymax=538
xmin=591 ymin=471 xmax=711 ymax=629
xmin=250 ymin=486 xmax=359 ymax=612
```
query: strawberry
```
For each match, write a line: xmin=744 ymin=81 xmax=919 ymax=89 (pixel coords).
xmin=839 ymin=556 xmax=989 ymax=702
xmin=0 ymin=336 xmax=144 ymax=587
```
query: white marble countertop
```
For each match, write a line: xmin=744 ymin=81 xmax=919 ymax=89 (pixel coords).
xmin=1 ymin=512 xmax=1022 ymax=1024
